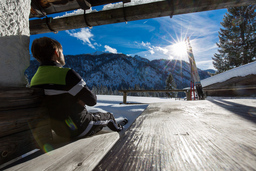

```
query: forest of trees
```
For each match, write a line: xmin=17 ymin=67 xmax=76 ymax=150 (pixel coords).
xmin=91 ymin=73 xmax=179 ymax=97
xmin=90 ymin=83 xmax=180 ymax=98
xmin=213 ymin=5 xmax=256 ymax=73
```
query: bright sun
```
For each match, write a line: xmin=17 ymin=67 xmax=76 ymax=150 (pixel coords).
xmin=171 ymin=41 xmax=188 ymax=58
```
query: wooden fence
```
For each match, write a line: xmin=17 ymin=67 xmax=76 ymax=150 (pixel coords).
xmin=119 ymin=89 xmax=189 ymax=104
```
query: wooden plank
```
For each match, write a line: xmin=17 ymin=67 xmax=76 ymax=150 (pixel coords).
xmin=0 ymin=107 xmax=49 ymax=137
xmin=0 ymin=88 xmax=44 ymax=110
xmin=0 ymin=131 xmax=35 ymax=165
xmin=94 ymin=99 xmax=256 ymax=170
xmin=0 ymin=125 xmax=52 ymax=166
xmin=0 ymin=112 xmax=52 ymax=165
xmin=4 ymin=132 xmax=119 ymax=171
xmin=0 ymin=87 xmax=52 ymax=166
xmin=30 ymin=0 xmax=256 ymax=35
xmin=0 ymin=124 xmax=52 ymax=165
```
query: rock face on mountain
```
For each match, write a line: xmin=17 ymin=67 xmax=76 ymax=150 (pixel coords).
xmin=25 ymin=53 xmax=210 ymax=91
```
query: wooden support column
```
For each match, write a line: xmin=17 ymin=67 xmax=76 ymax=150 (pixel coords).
xmin=0 ymin=0 xmax=52 ymax=166
xmin=186 ymin=90 xmax=192 ymax=100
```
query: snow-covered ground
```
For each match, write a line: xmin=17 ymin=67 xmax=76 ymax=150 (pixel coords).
xmin=87 ymin=95 xmax=178 ymax=131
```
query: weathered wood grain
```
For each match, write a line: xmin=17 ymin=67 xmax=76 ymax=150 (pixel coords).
xmin=30 ymin=0 xmax=256 ymax=35
xmin=3 ymin=99 xmax=256 ymax=170
xmin=0 ymin=124 xmax=52 ymax=166
xmin=0 ymin=88 xmax=44 ymax=110
xmin=4 ymin=132 xmax=119 ymax=171
xmin=0 ymin=87 xmax=52 ymax=165
xmin=94 ymin=99 xmax=256 ymax=170
xmin=0 ymin=107 xmax=49 ymax=137
xmin=0 ymin=130 xmax=36 ymax=165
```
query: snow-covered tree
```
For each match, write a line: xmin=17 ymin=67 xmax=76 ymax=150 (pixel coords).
xmin=213 ymin=5 xmax=256 ymax=73
xmin=165 ymin=73 xmax=177 ymax=98
xmin=92 ymin=85 xmax=97 ymax=94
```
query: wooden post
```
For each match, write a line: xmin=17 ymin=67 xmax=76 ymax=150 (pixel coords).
xmin=0 ymin=0 xmax=53 ymax=166
xmin=186 ymin=90 xmax=191 ymax=101
xmin=123 ymin=91 xmax=127 ymax=104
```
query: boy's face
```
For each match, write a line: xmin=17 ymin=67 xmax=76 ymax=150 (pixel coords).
xmin=58 ymin=49 xmax=65 ymax=66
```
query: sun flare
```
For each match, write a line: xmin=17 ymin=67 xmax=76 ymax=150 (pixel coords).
xmin=171 ymin=41 xmax=188 ymax=59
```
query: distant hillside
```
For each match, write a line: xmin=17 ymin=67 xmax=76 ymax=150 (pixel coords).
xmin=204 ymin=69 xmax=216 ymax=76
xmin=25 ymin=53 xmax=210 ymax=91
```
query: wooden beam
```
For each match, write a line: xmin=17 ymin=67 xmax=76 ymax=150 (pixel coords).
xmin=30 ymin=0 xmax=256 ymax=35
xmin=88 ymin=0 xmax=131 ymax=6
xmin=30 ymin=0 xmax=131 ymax=18
xmin=118 ymin=89 xmax=188 ymax=104
xmin=119 ymin=89 xmax=187 ymax=93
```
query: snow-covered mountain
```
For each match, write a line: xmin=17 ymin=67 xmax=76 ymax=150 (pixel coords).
xmin=25 ymin=53 xmax=210 ymax=90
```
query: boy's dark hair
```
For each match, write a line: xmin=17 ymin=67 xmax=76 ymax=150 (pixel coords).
xmin=31 ymin=37 xmax=62 ymax=63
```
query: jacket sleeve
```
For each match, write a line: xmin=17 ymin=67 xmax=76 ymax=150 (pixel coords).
xmin=66 ymin=69 xmax=97 ymax=106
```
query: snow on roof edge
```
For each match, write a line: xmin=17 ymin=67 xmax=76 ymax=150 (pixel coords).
xmin=201 ymin=61 xmax=256 ymax=87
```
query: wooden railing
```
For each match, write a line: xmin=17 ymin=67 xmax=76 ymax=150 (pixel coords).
xmin=118 ymin=89 xmax=189 ymax=104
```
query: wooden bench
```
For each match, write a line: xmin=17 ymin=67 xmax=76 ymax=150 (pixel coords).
xmin=119 ymin=89 xmax=190 ymax=104
xmin=0 ymin=87 xmax=53 ymax=166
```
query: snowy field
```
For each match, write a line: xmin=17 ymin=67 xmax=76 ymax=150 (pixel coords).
xmin=87 ymin=95 xmax=178 ymax=131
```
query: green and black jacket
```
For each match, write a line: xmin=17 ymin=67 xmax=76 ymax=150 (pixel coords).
xmin=30 ymin=61 xmax=97 ymax=137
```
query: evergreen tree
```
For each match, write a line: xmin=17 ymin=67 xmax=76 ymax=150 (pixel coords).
xmin=109 ymin=87 xmax=113 ymax=95
xmin=92 ymin=85 xmax=97 ymax=95
xmin=165 ymin=73 xmax=177 ymax=98
xmin=113 ymin=89 xmax=119 ymax=95
xmin=213 ymin=5 xmax=256 ymax=73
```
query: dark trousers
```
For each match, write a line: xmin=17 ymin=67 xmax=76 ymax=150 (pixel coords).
xmin=78 ymin=112 xmax=123 ymax=138
xmin=52 ymin=111 xmax=123 ymax=138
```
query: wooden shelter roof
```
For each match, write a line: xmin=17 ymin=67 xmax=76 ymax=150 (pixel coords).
xmin=30 ymin=0 xmax=131 ymax=18
xmin=30 ymin=0 xmax=256 ymax=35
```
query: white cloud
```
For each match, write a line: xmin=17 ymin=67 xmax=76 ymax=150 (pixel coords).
xmin=135 ymin=41 xmax=169 ymax=56
xmin=102 ymin=2 xmax=123 ymax=10
xmin=102 ymin=0 xmax=163 ymax=10
xmin=93 ymin=42 xmax=102 ymax=47
xmin=155 ymin=46 xmax=168 ymax=54
xmin=66 ymin=28 xmax=96 ymax=49
xmin=104 ymin=45 xmax=118 ymax=54
xmin=54 ymin=8 xmax=96 ymax=19
xmin=140 ymin=41 xmax=151 ymax=47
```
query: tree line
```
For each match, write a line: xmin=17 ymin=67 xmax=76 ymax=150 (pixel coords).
xmin=91 ymin=72 xmax=180 ymax=98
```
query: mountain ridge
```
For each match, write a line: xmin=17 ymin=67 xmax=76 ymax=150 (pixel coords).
xmin=25 ymin=53 xmax=211 ymax=92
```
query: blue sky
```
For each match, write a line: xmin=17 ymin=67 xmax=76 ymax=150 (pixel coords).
xmin=30 ymin=4 xmax=227 ymax=70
